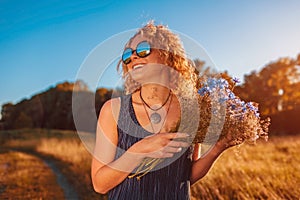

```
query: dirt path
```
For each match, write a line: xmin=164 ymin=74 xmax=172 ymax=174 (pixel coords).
xmin=41 ymin=154 xmax=79 ymax=200
xmin=0 ymin=149 xmax=78 ymax=200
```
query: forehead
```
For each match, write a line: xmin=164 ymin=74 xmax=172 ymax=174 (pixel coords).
xmin=126 ymin=34 xmax=165 ymax=51
xmin=128 ymin=35 xmax=147 ymax=48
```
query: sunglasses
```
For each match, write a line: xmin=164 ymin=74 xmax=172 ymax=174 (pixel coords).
xmin=122 ymin=41 xmax=151 ymax=64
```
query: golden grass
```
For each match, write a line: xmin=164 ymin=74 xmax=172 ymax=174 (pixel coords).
xmin=36 ymin=137 xmax=102 ymax=200
xmin=0 ymin=150 xmax=64 ymax=199
xmin=1 ymin=129 xmax=300 ymax=199
xmin=0 ymin=129 xmax=104 ymax=200
xmin=191 ymin=136 xmax=300 ymax=199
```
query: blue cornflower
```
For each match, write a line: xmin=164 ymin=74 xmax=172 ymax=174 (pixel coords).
xmin=217 ymin=78 xmax=228 ymax=89
xmin=228 ymin=91 xmax=235 ymax=99
xmin=242 ymin=107 xmax=247 ymax=113
xmin=198 ymin=87 xmax=209 ymax=96
xmin=246 ymin=102 xmax=258 ymax=112
xmin=239 ymin=100 xmax=245 ymax=107
xmin=207 ymin=78 xmax=217 ymax=89
xmin=219 ymin=97 xmax=228 ymax=103
xmin=230 ymin=104 xmax=236 ymax=110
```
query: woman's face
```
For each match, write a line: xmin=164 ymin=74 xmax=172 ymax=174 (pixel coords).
xmin=125 ymin=35 xmax=164 ymax=70
xmin=125 ymin=35 xmax=170 ymax=84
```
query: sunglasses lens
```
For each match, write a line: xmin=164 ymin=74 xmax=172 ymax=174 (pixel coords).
xmin=122 ymin=48 xmax=132 ymax=64
xmin=122 ymin=41 xmax=151 ymax=64
xmin=136 ymin=41 xmax=151 ymax=58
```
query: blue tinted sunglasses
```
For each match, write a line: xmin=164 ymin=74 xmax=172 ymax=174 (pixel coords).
xmin=122 ymin=41 xmax=151 ymax=64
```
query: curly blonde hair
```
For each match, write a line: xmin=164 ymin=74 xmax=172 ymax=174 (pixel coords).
xmin=118 ymin=21 xmax=198 ymax=99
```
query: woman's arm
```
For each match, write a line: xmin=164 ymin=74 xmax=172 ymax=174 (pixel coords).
xmin=91 ymin=98 xmax=143 ymax=194
xmin=190 ymin=128 xmax=242 ymax=185
xmin=91 ymin=98 xmax=189 ymax=194
xmin=190 ymin=141 xmax=227 ymax=185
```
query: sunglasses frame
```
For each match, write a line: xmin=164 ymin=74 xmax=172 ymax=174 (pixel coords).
xmin=122 ymin=41 xmax=151 ymax=65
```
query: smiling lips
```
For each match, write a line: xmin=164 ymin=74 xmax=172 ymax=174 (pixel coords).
xmin=132 ymin=64 xmax=145 ymax=70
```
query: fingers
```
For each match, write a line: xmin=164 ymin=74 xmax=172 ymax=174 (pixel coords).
xmin=163 ymin=132 xmax=190 ymax=139
xmin=156 ymin=132 xmax=190 ymax=149
xmin=149 ymin=140 xmax=189 ymax=158
xmin=167 ymin=140 xmax=190 ymax=148
xmin=156 ymin=152 xmax=174 ymax=158
xmin=161 ymin=133 xmax=190 ymax=147
xmin=150 ymin=147 xmax=183 ymax=158
xmin=163 ymin=146 xmax=183 ymax=153
xmin=139 ymin=132 xmax=191 ymax=159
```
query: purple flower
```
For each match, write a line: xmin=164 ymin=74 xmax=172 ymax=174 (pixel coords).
xmin=233 ymin=77 xmax=240 ymax=84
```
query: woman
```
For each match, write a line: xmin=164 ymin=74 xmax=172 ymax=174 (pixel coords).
xmin=91 ymin=22 xmax=235 ymax=199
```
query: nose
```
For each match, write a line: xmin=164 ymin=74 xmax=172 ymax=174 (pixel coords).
xmin=130 ymin=50 xmax=139 ymax=61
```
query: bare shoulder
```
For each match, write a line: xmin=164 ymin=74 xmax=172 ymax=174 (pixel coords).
xmin=99 ymin=97 xmax=121 ymax=123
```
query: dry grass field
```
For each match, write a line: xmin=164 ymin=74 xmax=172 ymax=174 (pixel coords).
xmin=0 ymin=129 xmax=104 ymax=200
xmin=191 ymin=136 xmax=300 ymax=199
xmin=0 ymin=129 xmax=299 ymax=199
xmin=0 ymin=149 xmax=65 ymax=199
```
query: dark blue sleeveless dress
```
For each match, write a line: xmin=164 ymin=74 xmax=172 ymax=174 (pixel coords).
xmin=108 ymin=95 xmax=193 ymax=200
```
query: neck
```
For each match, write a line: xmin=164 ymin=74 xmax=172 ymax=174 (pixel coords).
xmin=140 ymin=84 xmax=171 ymax=105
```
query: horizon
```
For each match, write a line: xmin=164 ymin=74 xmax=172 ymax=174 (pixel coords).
xmin=1 ymin=0 xmax=300 ymax=108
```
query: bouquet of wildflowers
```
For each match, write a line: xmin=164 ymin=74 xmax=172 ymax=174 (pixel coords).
xmin=129 ymin=76 xmax=270 ymax=180
xmin=194 ymin=76 xmax=270 ymax=146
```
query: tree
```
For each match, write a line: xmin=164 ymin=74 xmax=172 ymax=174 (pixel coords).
xmin=235 ymin=55 xmax=300 ymax=116
xmin=0 ymin=103 xmax=15 ymax=129
xmin=13 ymin=112 xmax=33 ymax=129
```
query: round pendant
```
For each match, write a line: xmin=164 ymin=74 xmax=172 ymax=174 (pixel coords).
xmin=150 ymin=112 xmax=161 ymax=124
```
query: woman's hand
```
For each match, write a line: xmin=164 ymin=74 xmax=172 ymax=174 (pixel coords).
xmin=129 ymin=132 xmax=190 ymax=159
xmin=216 ymin=128 xmax=244 ymax=151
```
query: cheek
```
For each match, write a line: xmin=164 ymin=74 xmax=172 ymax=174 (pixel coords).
xmin=147 ymin=51 xmax=165 ymax=64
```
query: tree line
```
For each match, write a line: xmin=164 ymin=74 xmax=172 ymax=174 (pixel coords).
xmin=0 ymin=81 xmax=122 ymax=133
xmin=1 ymin=54 xmax=299 ymax=135
xmin=235 ymin=54 xmax=300 ymax=135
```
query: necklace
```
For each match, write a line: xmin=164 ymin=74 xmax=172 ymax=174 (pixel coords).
xmin=139 ymin=89 xmax=172 ymax=124
xmin=141 ymin=93 xmax=173 ymax=133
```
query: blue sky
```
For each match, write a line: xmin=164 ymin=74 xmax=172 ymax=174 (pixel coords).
xmin=1 ymin=0 xmax=300 ymax=110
